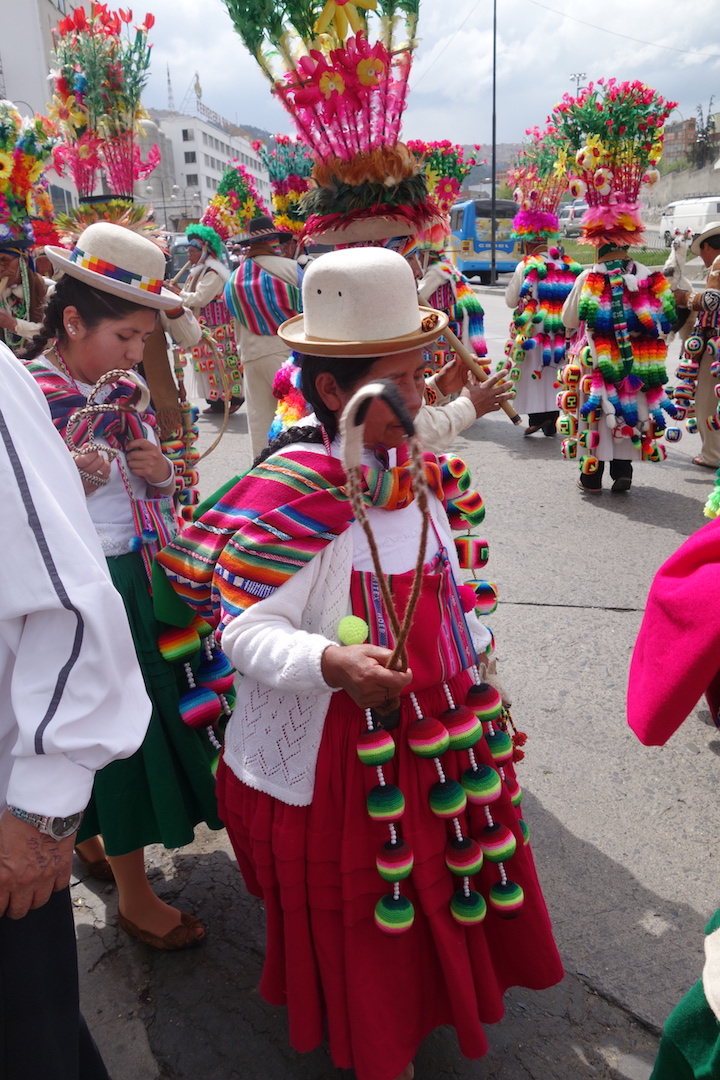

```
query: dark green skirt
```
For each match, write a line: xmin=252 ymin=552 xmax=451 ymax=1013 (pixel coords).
xmin=78 ymin=550 xmax=223 ymax=855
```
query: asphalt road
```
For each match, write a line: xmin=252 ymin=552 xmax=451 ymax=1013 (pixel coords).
xmin=72 ymin=289 xmax=718 ymax=1079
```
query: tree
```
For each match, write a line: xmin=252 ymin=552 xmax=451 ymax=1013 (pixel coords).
xmin=689 ymin=98 xmax=716 ymax=169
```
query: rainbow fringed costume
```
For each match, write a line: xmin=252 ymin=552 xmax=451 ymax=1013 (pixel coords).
xmin=418 ymin=257 xmax=487 ymax=382
xmin=504 ymin=249 xmax=582 ymax=416
xmin=558 ymin=259 xmax=679 ymax=472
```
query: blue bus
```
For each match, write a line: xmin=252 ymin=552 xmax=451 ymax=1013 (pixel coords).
xmin=448 ymin=198 xmax=523 ymax=282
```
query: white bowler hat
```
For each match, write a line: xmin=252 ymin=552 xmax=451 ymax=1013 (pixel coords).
xmin=690 ymin=221 xmax=720 ymax=257
xmin=278 ymin=247 xmax=448 ymax=357
xmin=45 ymin=221 xmax=180 ymax=311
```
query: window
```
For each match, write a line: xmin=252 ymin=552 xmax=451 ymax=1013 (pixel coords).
xmin=205 ymin=176 xmax=213 ymax=188
xmin=186 ymin=173 xmax=198 ymax=186
xmin=184 ymin=151 xmax=196 ymax=163
xmin=182 ymin=129 xmax=194 ymax=142
xmin=49 ymin=183 xmax=73 ymax=214
xmin=202 ymin=132 xmax=208 ymax=145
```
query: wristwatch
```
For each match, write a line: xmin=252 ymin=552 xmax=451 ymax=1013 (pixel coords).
xmin=6 ymin=806 xmax=84 ymax=840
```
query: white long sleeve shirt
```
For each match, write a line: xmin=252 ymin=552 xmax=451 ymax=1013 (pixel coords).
xmin=220 ymin=440 xmax=490 ymax=806
xmin=0 ymin=346 xmax=151 ymax=817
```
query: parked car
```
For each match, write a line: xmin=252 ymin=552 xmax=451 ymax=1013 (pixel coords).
xmin=659 ymin=198 xmax=720 ymax=247
xmin=562 ymin=202 xmax=589 ymax=238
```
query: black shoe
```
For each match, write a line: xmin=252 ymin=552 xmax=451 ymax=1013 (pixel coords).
xmin=542 ymin=419 xmax=557 ymax=436
xmin=611 ymin=476 xmax=632 ymax=493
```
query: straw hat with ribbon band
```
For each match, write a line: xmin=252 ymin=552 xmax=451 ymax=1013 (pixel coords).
xmin=278 ymin=247 xmax=447 ymax=358
xmin=46 ymin=221 xmax=181 ymax=312
xmin=690 ymin=222 xmax=720 ymax=258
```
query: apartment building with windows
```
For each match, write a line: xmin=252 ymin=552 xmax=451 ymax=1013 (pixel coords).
xmin=147 ymin=106 xmax=271 ymax=217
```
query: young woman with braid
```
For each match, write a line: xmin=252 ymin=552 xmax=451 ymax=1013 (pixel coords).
xmin=157 ymin=248 xmax=562 ymax=1080
xmin=22 ymin=223 xmax=222 ymax=950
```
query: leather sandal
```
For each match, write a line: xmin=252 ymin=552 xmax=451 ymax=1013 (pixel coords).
xmin=117 ymin=909 xmax=206 ymax=950
xmin=524 ymin=424 xmax=542 ymax=436
xmin=74 ymin=846 xmax=115 ymax=883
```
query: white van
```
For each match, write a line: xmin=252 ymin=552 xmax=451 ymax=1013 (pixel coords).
xmin=659 ymin=197 xmax=720 ymax=247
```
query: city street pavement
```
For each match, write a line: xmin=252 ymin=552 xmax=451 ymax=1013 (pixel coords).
xmin=73 ymin=288 xmax=719 ymax=1079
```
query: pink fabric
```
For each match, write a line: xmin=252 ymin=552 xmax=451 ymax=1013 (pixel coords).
xmin=627 ymin=517 xmax=720 ymax=745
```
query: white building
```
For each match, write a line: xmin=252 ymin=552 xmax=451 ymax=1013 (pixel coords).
xmin=144 ymin=106 xmax=271 ymax=229
xmin=0 ymin=0 xmax=77 ymax=213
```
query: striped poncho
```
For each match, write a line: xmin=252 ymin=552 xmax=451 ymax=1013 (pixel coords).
xmin=224 ymin=257 xmax=302 ymax=337
xmin=155 ymin=445 xmax=444 ymax=634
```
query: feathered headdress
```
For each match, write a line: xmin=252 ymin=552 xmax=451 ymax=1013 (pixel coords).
xmin=221 ymin=0 xmax=443 ymax=244
xmin=253 ymin=135 xmax=314 ymax=236
xmin=48 ymin=3 xmax=160 ymax=201
xmin=407 ymin=140 xmax=481 ymax=249
xmin=0 ymin=101 xmax=57 ymax=249
xmin=201 ymin=161 xmax=269 ymax=242
xmin=507 ymin=125 xmax=568 ymax=243
xmin=549 ymin=79 xmax=675 ymax=247
xmin=186 ymin=223 xmax=223 ymax=260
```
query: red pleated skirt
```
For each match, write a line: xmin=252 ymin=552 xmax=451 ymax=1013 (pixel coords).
xmin=216 ymin=671 xmax=564 ymax=1080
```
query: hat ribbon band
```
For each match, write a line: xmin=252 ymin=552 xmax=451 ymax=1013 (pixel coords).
xmin=69 ymin=245 xmax=164 ymax=296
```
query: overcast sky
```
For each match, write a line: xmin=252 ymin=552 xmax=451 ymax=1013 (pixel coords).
xmin=140 ymin=0 xmax=720 ymax=148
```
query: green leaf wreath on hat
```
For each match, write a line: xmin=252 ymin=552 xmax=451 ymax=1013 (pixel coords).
xmin=48 ymin=3 xmax=160 ymax=202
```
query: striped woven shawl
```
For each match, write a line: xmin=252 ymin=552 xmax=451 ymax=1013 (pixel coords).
xmin=156 ymin=446 xmax=444 ymax=632
xmin=224 ymin=258 xmax=302 ymax=337
xmin=24 ymin=357 xmax=153 ymax=449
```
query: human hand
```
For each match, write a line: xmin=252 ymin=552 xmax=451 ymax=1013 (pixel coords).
xmin=163 ymin=280 xmax=182 ymax=294
xmin=0 ymin=812 xmax=75 ymax=919
xmin=321 ymin=643 xmax=413 ymax=709
xmin=0 ymin=310 xmax=17 ymax=331
xmin=461 ymin=363 xmax=515 ymax=418
xmin=434 ymin=356 xmax=470 ymax=397
xmin=125 ymin=438 xmax=172 ymax=485
xmin=73 ymin=445 xmax=111 ymax=494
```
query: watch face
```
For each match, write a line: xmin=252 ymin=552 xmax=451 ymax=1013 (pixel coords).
xmin=48 ymin=814 xmax=83 ymax=840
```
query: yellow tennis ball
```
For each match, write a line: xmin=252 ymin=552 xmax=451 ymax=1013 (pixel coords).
xmin=337 ymin=616 xmax=369 ymax=645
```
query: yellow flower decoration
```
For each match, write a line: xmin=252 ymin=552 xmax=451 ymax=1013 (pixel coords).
xmin=552 ymin=147 xmax=568 ymax=177
xmin=27 ymin=159 xmax=44 ymax=183
xmin=315 ymin=0 xmax=377 ymax=40
xmin=357 ymin=56 xmax=385 ymax=87
xmin=0 ymin=152 xmax=13 ymax=181
xmin=319 ymin=70 xmax=346 ymax=98
xmin=273 ymin=193 xmax=290 ymax=212
xmin=48 ymin=94 xmax=85 ymax=132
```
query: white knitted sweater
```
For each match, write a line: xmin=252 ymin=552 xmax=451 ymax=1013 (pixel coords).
xmin=220 ymin=441 xmax=490 ymax=806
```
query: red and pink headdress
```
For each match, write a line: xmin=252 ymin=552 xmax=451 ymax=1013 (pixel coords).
xmin=508 ymin=125 xmax=567 ymax=243
xmin=48 ymin=4 xmax=160 ymax=202
xmin=550 ymin=79 xmax=676 ymax=248
xmin=221 ymin=0 xmax=443 ymax=245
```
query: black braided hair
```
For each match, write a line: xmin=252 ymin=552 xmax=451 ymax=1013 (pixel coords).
xmin=297 ymin=353 xmax=379 ymax=440
xmin=21 ymin=275 xmax=154 ymax=360
xmin=253 ymin=424 xmax=324 ymax=467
